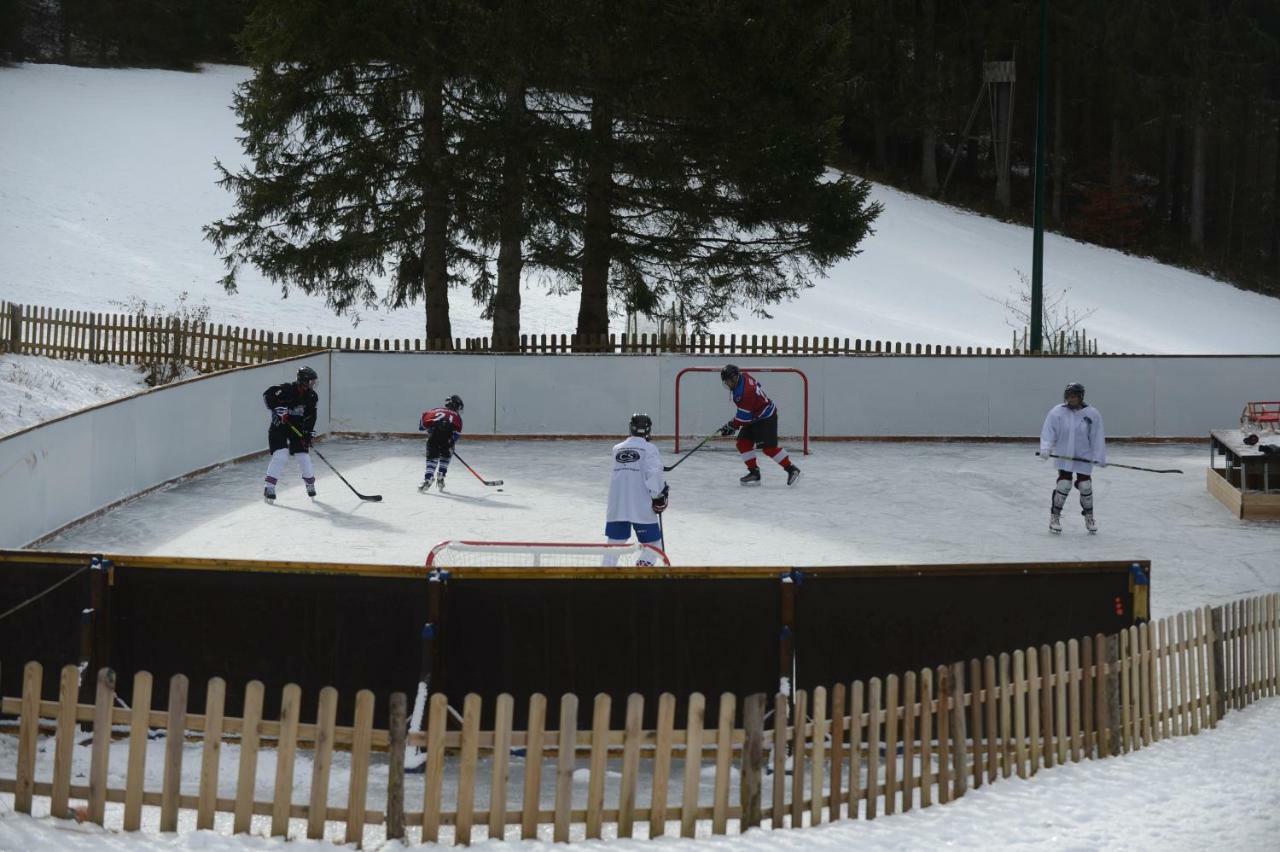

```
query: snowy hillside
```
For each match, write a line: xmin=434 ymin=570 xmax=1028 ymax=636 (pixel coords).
xmin=2 ymin=62 xmax=1279 ymax=353
xmin=0 ymin=354 xmax=147 ymax=436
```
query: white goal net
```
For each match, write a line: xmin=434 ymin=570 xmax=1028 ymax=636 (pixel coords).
xmin=425 ymin=540 xmax=671 ymax=568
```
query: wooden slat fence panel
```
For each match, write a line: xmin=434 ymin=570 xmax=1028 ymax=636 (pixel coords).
xmin=1 ymin=597 xmax=1275 ymax=847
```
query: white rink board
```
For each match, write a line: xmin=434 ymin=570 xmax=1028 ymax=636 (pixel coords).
xmin=3 ymin=351 xmax=1278 ymax=548
xmin=0 ymin=354 xmax=329 ymax=548
xmin=329 ymin=352 xmax=1277 ymax=439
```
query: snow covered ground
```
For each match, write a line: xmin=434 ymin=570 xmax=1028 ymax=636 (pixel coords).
xmin=36 ymin=437 xmax=1280 ymax=618
xmin=4 ymin=63 xmax=1280 ymax=353
xmin=0 ymin=354 xmax=148 ymax=437
xmin=3 ymin=694 xmax=1279 ymax=850
xmin=3 ymin=60 xmax=1280 ymax=852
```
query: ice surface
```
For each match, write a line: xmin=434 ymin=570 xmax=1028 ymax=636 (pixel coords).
xmin=37 ymin=437 xmax=1280 ymax=618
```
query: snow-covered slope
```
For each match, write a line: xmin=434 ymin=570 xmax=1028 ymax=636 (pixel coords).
xmin=0 ymin=353 xmax=147 ymax=436
xmin=2 ymin=63 xmax=1278 ymax=353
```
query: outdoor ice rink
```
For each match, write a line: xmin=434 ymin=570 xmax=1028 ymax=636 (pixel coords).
xmin=36 ymin=437 xmax=1280 ymax=619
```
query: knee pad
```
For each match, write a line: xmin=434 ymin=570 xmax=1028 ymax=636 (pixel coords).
xmin=1052 ymin=478 xmax=1071 ymax=512
xmin=1078 ymin=479 xmax=1094 ymax=512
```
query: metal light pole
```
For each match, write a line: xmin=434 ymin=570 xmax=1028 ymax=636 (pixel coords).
xmin=1030 ymin=0 xmax=1048 ymax=353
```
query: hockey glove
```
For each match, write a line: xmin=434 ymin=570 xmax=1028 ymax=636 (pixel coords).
xmin=1038 ymin=451 xmax=1051 ymax=461
xmin=651 ymin=495 xmax=668 ymax=514
xmin=717 ymin=421 xmax=738 ymax=437
xmin=302 ymin=431 xmax=314 ymax=450
xmin=272 ymin=406 xmax=290 ymax=426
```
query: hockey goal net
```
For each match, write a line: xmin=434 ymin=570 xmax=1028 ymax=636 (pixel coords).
xmin=425 ymin=540 xmax=671 ymax=568
xmin=674 ymin=366 xmax=810 ymax=455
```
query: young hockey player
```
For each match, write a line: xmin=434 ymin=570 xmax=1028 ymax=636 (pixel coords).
xmin=604 ymin=413 xmax=669 ymax=566
xmin=1040 ymin=381 xmax=1107 ymax=534
xmin=717 ymin=364 xmax=801 ymax=486
xmin=262 ymin=365 xmax=319 ymax=501
xmin=419 ymin=394 xmax=464 ymax=491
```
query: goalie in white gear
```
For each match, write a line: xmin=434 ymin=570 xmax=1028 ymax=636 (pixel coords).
xmin=604 ymin=413 xmax=668 ymax=566
xmin=1040 ymin=381 xmax=1106 ymax=534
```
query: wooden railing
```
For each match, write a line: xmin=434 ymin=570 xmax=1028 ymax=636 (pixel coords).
xmin=0 ymin=300 xmax=1043 ymax=369
xmin=2 ymin=594 xmax=1276 ymax=845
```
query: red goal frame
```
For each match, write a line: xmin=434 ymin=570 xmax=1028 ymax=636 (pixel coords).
xmin=674 ymin=366 xmax=810 ymax=455
xmin=425 ymin=540 xmax=671 ymax=568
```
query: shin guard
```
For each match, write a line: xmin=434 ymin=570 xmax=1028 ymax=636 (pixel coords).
xmin=1051 ymin=478 xmax=1071 ymax=515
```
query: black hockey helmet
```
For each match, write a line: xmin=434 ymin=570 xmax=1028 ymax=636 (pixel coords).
xmin=629 ymin=412 xmax=653 ymax=438
xmin=444 ymin=394 xmax=464 ymax=412
xmin=720 ymin=364 xmax=740 ymax=387
xmin=1063 ymin=381 xmax=1085 ymax=403
xmin=297 ymin=366 xmax=318 ymax=385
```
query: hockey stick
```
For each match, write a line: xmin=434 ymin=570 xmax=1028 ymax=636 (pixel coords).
xmin=286 ymin=423 xmax=384 ymax=500
xmin=450 ymin=449 xmax=504 ymax=486
xmin=664 ymin=432 xmax=719 ymax=472
xmin=1038 ymin=452 xmax=1183 ymax=474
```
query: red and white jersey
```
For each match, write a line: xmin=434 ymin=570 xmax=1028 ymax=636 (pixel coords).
xmin=729 ymin=373 xmax=776 ymax=427
xmin=420 ymin=407 xmax=463 ymax=436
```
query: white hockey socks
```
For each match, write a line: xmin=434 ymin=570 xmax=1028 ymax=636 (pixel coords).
xmin=297 ymin=451 xmax=316 ymax=483
xmin=265 ymin=448 xmax=290 ymax=483
xmin=603 ymin=537 xmax=630 ymax=568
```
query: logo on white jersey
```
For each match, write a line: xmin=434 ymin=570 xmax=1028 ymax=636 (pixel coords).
xmin=616 ymin=449 xmax=641 ymax=463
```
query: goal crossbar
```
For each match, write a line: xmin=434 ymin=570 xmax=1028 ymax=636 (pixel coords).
xmin=426 ymin=540 xmax=671 ymax=568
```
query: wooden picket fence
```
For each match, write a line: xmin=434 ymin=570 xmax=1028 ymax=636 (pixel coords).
xmin=2 ymin=595 xmax=1276 ymax=845
xmin=0 ymin=300 xmax=1050 ymax=372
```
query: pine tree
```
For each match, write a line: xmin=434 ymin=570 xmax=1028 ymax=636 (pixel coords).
xmin=205 ymin=0 xmax=476 ymax=345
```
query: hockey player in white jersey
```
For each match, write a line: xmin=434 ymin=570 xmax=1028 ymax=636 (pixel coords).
xmin=1040 ymin=381 xmax=1106 ymax=534
xmin=604 ymin=413 xmax=669 ymax=566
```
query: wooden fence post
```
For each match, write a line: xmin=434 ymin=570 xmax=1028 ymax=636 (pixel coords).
xmin=1104 ymin=634 xmax=1121 ymax=756
xmin=161 ymin=673 xmax=189 ymax=832
xmin=1210 ymin=606 xmax=1226 ymax=724
xmin=741 ymin=693 xmax=765 ymax=829
xmin=14 ymin=661 xmax=42 ymax=814
xmin=387 ymin=692 xmax=407 ymax=841
xmin=7 ymin=303 xmax=21 ymax=354
xmin=88 ymin=667 xmax=116 ymax=826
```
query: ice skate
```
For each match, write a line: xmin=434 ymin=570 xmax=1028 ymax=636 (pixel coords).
xmin=1049 ymin=513 xmax=1062 ymax=534
xmin=785 ymin=464 xmax=801 ymax=486
xmin=1084 ymin=514 xmax=1097 ymax=534
xmin=418 ymin=474 xmax=434 ymax=493
xmin=263 ymin=485 xmax=276 ymax=503
xmin=436 ymin=474 xmax=446 ymax=492
xmin=740 ymin=468 xmax=761 ymax=486
xmin=305 ymin=482 xmax=316 ymax=498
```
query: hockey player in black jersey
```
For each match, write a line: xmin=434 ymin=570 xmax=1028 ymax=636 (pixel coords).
xmin=262 ymin=366 xmax=320 ymax=501
xmin=418 ymin=394 xmax=464 ymax=491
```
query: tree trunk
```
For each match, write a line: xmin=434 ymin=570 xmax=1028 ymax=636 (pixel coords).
xmin=919 ymin=0 xmax=938 ymax=193
xmin=1271 ymin=115 xmax=1280 ymax=269
xmin=1109 ymin=118 xmax=1122 ymax=192
xmin=1051 ymin=56 xmax=1063 ymax=222
xmin=575 ymin=96 xmax=613 ymax=345
xmin=422 ymin=70 xmax=452 ymax=346
xmin=492 ymin=74 xmax=527 ymax=352
xmin=922 ymin=129 xmax=938 ymax=193
xmin=1190 ymin=118 xmax=1206 ymax=249
xmin=873 ymin=115 xmax=888 ymax=171
xmin=1170 ymin=122 xmax=1185 ymax=230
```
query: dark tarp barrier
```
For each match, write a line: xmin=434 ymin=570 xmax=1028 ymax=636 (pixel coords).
xmin=792 ymin=563 xmax=1144 ymax=692
xmin=1 ymin=551 xmax=1146 ymax=732
xmin=435 ymin=573 xmax=780 ymax=728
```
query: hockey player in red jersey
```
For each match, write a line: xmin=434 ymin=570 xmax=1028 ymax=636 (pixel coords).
xmin=717 ymin=364 xmax=801 ymax=486
xmin=418 ymin=394 xmax=464 ymax=491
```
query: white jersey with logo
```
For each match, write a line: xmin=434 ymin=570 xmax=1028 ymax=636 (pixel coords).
xmin=1040 ymin=403 xmax=1106 ymax=474
xmin=606 ymin=436 xmax=667 ymax=524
